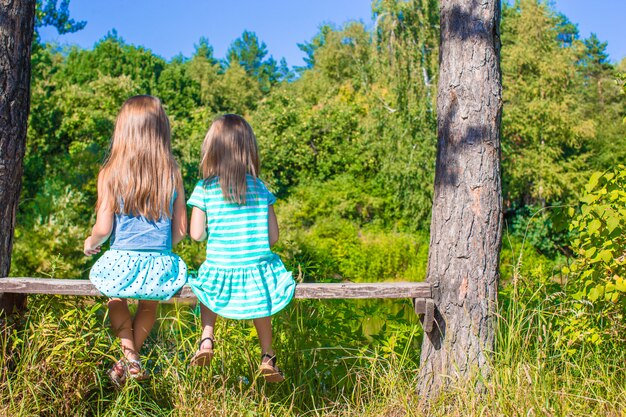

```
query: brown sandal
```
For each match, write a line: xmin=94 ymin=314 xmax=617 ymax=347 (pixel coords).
xmin=108 ymin=359 xmax=127 ymax=388
xmin=127 ymin=358 xmax=150 ymax=381
xmin=190 ymin=336 xmax=214 ymax=366
xmin=118 ymin=346 xmax=150 ymax=383
xmin=259 ymin=353 xmax=285 ymax=383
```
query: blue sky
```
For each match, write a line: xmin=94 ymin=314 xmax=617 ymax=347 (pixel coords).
xmin=39 ymin=0 xmax=626 ymax=67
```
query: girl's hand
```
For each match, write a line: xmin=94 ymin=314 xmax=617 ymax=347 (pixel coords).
xmin=84 ymin=236 xmax=102 ymax=256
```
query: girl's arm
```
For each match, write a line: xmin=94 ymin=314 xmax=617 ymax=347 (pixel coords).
xmin=189 ymin=207 xmax=207 ymax=241
xmin=171 ymin=182 xmax=188 ymax=246
xmin=84 ymin=172 xmax=114 ymax=256
xmin=268 ymin=205 xmax=279 ymax=247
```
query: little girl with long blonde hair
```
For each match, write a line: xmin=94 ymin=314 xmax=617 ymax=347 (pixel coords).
xmin=84 ymin=95 xmax=188 ymax=386
xmin=187 ymin=114 xmax=295 ymax=382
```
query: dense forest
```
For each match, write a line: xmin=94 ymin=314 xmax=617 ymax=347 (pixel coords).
xmin=2 ymin=0 xmax=625 ymax=415
xmin=13 ymin=0 xmax=626 ymax=278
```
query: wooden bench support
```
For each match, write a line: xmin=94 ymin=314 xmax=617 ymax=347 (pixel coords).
xmin=414 ymin=297 xmax=435 ymax=333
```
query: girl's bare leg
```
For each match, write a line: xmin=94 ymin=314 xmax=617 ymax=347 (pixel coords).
xmin=254 ymin=316 xmax=284 ymax=382
xmin=200 ymin=304 xmax=218 ymax=349
xmin=108 ymin=298 xmax=135 ymax=356
xmin=253 ymin=316 xmax=274 ymax=363
xmin=132 ymin=300 xmax=158 ymax=354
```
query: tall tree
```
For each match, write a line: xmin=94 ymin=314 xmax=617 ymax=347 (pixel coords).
xmin=227 ymin=30 xmax=279 ymax=93
xmin=296 ymin=25 xmax=332 ymax=73
xmin=60 ymin=31 xmax=165 ymax=94
xmin=577 ymin=34 xmax=626 ymax=170
xmin=186 ymin=37 xmax=221 ymax=109
xmin=36 ymin=0 xmax=85 ymax=35
xmin=418 ymin=0 xmax=503 ymax=397
xmin=500 ymin=0 xmax=593 ymax=207
xmin=0 ymin=0 xmax=37 ymax=314
xmin=372 ymin=0 xmax=439 ymax=229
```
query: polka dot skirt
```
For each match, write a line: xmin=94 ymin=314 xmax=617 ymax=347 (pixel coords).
xmin=89 ymin=249 xmax=187 ymax=300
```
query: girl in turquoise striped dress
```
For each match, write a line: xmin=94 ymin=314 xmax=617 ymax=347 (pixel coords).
xmin=84 ymin=95 xmax=188 ymax=386
xmin=187 ymin=114 xmax=295 ymax=382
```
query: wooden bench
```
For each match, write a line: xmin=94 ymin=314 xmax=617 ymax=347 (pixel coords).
xmin=0 ymin=278 xmax=436 ymax=331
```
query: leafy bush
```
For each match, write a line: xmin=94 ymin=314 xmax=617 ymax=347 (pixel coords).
xmin=561 ymin=166 xmax=626 ymax=348
xmin=505 ymin=203 xmax=570 ymax=259
xmin=11 ymin=182 xmax=92 ymax=278
xmin=272 ymin=177 xmax=429 ymax=283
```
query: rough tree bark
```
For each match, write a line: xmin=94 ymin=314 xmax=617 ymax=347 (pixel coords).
xmin=418 ymin=0 xmax=502 ymax=397
xmin=0 ymin=0 xmax=36 ymax=315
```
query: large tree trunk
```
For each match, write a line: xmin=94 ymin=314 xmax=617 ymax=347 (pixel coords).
xmin=0 ymin=0 xmax=36 ymax=315
xmin=418 ymin=0 xmax=502 ymax=397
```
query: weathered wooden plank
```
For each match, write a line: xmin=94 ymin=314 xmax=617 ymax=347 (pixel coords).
xmin=0 ymin=278 xmax=102 ymax=296
xmin=295 ymin=282 xmax=431 ymax=299
xmin=0 ymin=278 xmax=431 ymax=299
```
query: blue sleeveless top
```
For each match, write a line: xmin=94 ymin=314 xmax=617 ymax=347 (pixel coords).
xmin=109 ymin=192 xmax=176 ymax=251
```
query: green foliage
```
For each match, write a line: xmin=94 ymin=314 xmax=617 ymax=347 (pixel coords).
xmin=253 ymin=85 xmax=370 ymax=196
xmin=499 ymin=233 xmax=563 ymax=288
xmin=277 ymin=176 xmax=387 ymax=228
xmin=296 ymin=25 xmax=332 ymax=72
xmin=60 ymin=31 xmax=166 ymax=93
xmin=36 ymin=0 xmax=86 ymax=34
xmin=220 ymin=61 xmax=263 ymax=114
xmin=501 ymin=0 xmax=595 ymax=206
xmin=504 ymin=204 xmax=571 ymax=259
xmin=11 ymin=183 xmax=92 ymax=278
xmin=493 ymin=282 xmax=626 ymax=417
xmin=25 ymin=64 xmax=140 ymax=202
xmin=370 ymin=0 xmax=439 ymax=229
xmin=313 ymin=23 xmax=372 ymax=86
xmin=273 ymin=177 xmax=429 ymax=283
xmin=251 ymin=2 xmax=439 ymax=230
xmin=578 ymin=36 xmax=626 ymax=171
xmin=279 ymin=218 xmax=428 ymax=284
xmin=560 ymin=167 xmax=626 ymax=348
xmin=155 ymin=59 xmax=201 ymax=119
xmin=617 ymin=68 xmax=626 ymax=124
xmin=227 ymin=30 xmax=281 ymax=93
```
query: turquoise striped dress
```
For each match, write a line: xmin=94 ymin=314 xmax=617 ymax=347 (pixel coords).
xmin=187 ymin=175 xmax=295 ymax=319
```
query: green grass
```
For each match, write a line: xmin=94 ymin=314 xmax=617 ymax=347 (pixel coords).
xmin=1 ymin=289 xmax=625 ymax=416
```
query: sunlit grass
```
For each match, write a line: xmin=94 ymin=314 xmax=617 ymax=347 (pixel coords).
xmin=1 ymin=289 xmax=625 ymax=416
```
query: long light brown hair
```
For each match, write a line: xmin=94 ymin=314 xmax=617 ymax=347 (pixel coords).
xmin=97 ymin=95 xmax=181 ymax=221
xmin=199 ymin=114 xmax=260 ymax=204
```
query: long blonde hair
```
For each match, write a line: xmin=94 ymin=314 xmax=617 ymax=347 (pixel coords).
xmin=199 ymin=114 xmax=260 ymax=204
xmin=97 ymin=95 xmax=181 ymax=221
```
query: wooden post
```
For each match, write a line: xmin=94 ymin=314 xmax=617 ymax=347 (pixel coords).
xmin=418 ymin=0 xmax=503 ymax=397
xmin=0 ymin=0 xmax=36 ymax=316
